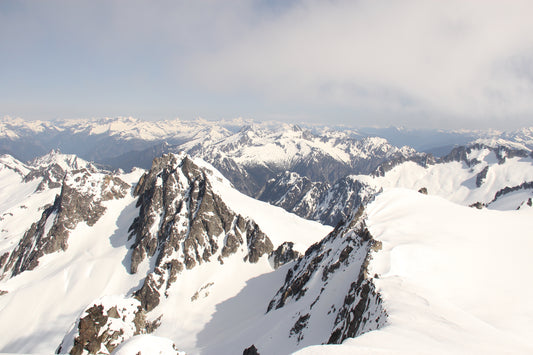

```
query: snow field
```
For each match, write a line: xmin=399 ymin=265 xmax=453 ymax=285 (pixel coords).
xmin=298 ymin=188 xmax=533 ymax=354
xmin=0 ymin=170 xmax=145 ymax=353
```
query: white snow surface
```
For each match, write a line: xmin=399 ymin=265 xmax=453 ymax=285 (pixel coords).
xmin=354 ymin=147 xmax=533 ymax=208
xmin=298 ymin=188 xmax=533 ymax=354
xmin=112 ymin=335 xmax=185 ymax=355
xmin=27 ymin=149 xmax=94 ymax=171
xmin=0 ymin=157 xmax=58 ymax=257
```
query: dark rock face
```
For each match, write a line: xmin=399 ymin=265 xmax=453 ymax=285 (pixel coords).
xmin=327 ymin=279 xmax=385 ymax=344
xmin=476 ymin=166 xmax=489 ymax=187
xmin=269 ymin=242 xmax=301 ymax=270
xmin=469 ymin=202 xmax=484 ymax=209
xmin=261 ymin=172 xmax=377 ymax=226
xmin=133 ymin=274 xmax=162 ymax=313
xmin=290 ymin=314 xmax=310 ymax=343
xmin=0 ymin=252 xmax=8 ymax=269
xmin=258 ymin=171 xmax=330 ymax=216
xmin=372 ymin=152 xmax=435 ymax=177
xmin=267 ymin=206 xmax=387 ymax=344
xmin=70 ymin=304 xmax=110 ymax=355
xmin=246 ymin=224 xmax=274 ymax=263
xmin=491 ymin=181 xmax=533 ymax=201
xmin=56 ymin=298 xmax=158 ymax=355
xmin=23 ymin=163 xmax=65 ymax=191
xmin=243 ymin=344 xmax=260 ymax=355
xmin=418 ymin=187 xmax=428 ymax=195
xmin=128 ymin=153 xmax=273 ymax=311
xmin=441 ymin=144 xmax=530 ymax=166
xmin=315 ymin=179 xmax=377 ymax=227
xmin=3 ymin=169 xmax=129 ymax=277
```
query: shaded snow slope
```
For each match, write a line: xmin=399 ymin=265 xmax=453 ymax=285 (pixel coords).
xmin=298 ymin=188 xmax=533 ymax=354
xmin=194 ymin=206 xmax=385 ymax=355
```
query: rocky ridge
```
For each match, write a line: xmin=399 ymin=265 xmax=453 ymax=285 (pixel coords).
xmin=54 ymin=153 xmax=277 ymax=354
xmin=1 ymin=160 xmax=129 ymax=278
xmin=127 ymin=153 xmax=274 ymax=311
xmin=259 ymin=171 xmax=378 ymax=226
xmin=56 ymin=296 xmax=159 ymax=355
xmin=252 ymin=206 xmax=387 ymax=352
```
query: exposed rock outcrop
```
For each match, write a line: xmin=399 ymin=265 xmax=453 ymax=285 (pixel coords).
xmin=259 ymin=171 xmax=378 ymax=226
xmin=418 ymin=187 xmax=428 ymax=194
xmin=268 ymin=242 xmax=301 ymax=270
xmin=56 ymin=297 xmax=159 ymax=355
xmin=3 ymin=169 xmax=129 ymax=277
xmin=243 ymin=344 xmax=260 ymax=355
xmin=258 ymin=171 xmax=330 ymax=216
xmin=266 ymin=206 xmax=387 ymax=345
xmin=128 ymin=153 xmax=273 ymax=311
xmin=476 ymin=166 xmax=489 ymax=187
xmin=469 ymin=202 xmax=484 ymax=209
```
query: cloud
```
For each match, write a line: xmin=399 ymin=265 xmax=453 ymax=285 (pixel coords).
xmin=180 ymin=0 xmax=533 ymax=126
xmin=2 ymin=0 xmax=533 ymax=127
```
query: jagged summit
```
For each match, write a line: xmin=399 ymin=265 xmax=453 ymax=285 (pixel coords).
xmin=127 ymin=152 xmax=274 ymax=310
xmin=28 ymin=149 xmax=96 ymax=172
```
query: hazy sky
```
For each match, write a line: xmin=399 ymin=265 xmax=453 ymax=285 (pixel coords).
xmin=2 ymin=0 xmax=533 ymax=128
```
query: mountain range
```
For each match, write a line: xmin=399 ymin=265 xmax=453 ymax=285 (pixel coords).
xmin=0 ymin=117 xmax=532 ymax=354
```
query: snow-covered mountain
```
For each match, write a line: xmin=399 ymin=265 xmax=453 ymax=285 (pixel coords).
xmin=0 ymin=116 xmax=235 ymax=164
xmin=0 ymin=117 xmax=428 ymax=197
xmin=1 ymin=119 xmax=533 ymax=354
xmin=1 ymin=151 xmax=351 ymax=354
xmin=358 ymin=126 xmax=533 ymax=156
xmin=263 ymin=143 xmax=533 ymax=225
xmin=298 ymin=188 xmax=533 ymax=354
xmin=94 ymin=121 xmax=426 ymax=197
xmin=174 ymin=124 xmax=423 ymax=196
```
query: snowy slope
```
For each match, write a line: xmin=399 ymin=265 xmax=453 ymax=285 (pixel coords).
xmin=0 ymin=169 xmax=145 ymax=353
xmin=358 ymin=145 xmax=533 ymax=208
xmin=297 ymin=188 xmax=533 ymax=354
xmin=0 ymin=153 xmax=332 ymax=354
xmin=0 ymin=151 xmax=100 ymax=269
xmin=267 ymin=144 xmax=533 ymax=225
